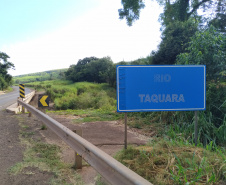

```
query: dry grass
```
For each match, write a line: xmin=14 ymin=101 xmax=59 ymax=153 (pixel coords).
xmin=115 ymin=138 xmax=226 ymax=185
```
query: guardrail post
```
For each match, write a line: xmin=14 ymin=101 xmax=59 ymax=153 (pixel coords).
xmin=73 ymin=129 xmax=83 ymax=169
xmin=18 ymin=97 xmax=23 ymax=113
xmin=22 ymin=106 xmax=25 ymax=113
xmin=17 ymin=97 xmax=20 ymax=106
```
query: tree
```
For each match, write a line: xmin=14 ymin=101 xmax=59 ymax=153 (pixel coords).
xmin=208 ymin=0 xmax=226 ymax=33
xmin=176 ymin=26 xmax=226 ymax=128
xmin=119 ymin=0 xmax=225 ymax=65
xmin=65 ymin=57 xmax=115 ymax=84
xmin=176 ymin=26 xmax=226 ymax=81
xmin=86 ymin=57 xmax=114 ymax=83
xmin=0 ymin=52 xmax=14 ymax=90
xmin=119 ymin=0 xmax=145 ymax=26
xmin=119 ymin=0 xmax=224 ymax=29
xmin=152 ymin=20 xmax=198 ymax=64
xmin=65 ymin=57 xmax=99 ymax=82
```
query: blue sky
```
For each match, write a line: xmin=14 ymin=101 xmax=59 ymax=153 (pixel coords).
xmin=1 ymin=0 xmax=97 ymax=45
xmin=0 ymin=0 xmax=162 ymax=76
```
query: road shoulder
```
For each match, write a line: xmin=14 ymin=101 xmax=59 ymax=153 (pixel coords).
xmin=0 ymin=111 xmax=54 ymax=185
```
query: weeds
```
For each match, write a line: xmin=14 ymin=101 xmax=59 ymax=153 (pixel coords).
xmin=115 ymin=138 xmax=226 ymax=185
xmin=41 ymin=124 xmax=47 ymax=130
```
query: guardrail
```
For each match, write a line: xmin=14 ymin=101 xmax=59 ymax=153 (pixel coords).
xmin=18 ymin=99 xmax=153 ymax=185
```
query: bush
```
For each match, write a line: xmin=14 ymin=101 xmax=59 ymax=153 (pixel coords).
xmin=206 ymin=83 xmax=226 ymax=127
xmin=54 ymin=90 xmax=115 ymax=110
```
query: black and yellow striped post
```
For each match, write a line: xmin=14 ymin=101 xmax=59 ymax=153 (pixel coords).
xmin=19 ymin=84 xmax=25 ymax=99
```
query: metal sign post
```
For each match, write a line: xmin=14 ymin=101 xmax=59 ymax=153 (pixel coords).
xmin=124 ymin=112 xmax=127 ymax=149
xmin=195 ymin=111 xmax=198 ymax=146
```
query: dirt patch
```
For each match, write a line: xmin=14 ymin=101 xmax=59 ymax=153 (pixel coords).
xmin=42 ymin=112 xmax=149 ymax=184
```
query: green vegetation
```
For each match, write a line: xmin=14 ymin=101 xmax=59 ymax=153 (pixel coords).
xmin=177 ymin=26 xmax=226 ymax=82
xmin=65 ymin=57 xmax=116 ymax=87
xmin=115 ymin=138 xmax=226 ymax=185
xmin=0 ymin=52 xmax=14 ymax=90
xmin=119 ymin=0 xmax=225 ymax=66
xmin=26 ymin=80 xmax=116 ymax=111
xmin=14 ymin=68 xmax=67 ymax=84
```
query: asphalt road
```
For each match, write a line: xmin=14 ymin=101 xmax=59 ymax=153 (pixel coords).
xmin=0 ymin=86 xmax=32 ymax=111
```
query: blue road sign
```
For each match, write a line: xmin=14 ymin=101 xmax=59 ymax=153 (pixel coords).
xmin=117 ymin=65 xmax=206 ymax=112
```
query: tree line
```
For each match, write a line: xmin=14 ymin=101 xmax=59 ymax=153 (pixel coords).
xmin=0 ymin=52 xmax=14 ymax=90
xmin=65 ymin=56 xmax=151 ymax=87
xmin=65 ymin=25 xmax=225 ymax=87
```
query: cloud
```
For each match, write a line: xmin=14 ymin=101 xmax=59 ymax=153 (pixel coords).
xmin=6 ymin=0 xmax=162 ymax=76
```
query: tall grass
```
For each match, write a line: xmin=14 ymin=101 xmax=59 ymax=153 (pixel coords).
xmin=165 ymin=111 xmax=226 ymax=149
xmin=26 ymin=80 xmax=116 ymax=111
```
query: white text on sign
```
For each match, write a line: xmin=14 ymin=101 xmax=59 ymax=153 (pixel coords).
xmin=154 ymin=74 xmax=171 ymax=82
xmin=139 ymin=94 xmax=185 ymax=103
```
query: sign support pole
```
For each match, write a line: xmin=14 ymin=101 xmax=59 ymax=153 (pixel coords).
xmin=124 ymin=112 xmax=127 ymax=149
xmin=194 ymin=111 xmax=198 ymax=146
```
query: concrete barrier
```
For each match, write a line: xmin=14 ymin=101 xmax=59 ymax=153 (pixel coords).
xmin=6 ymin=91 xmax=35 ymax=114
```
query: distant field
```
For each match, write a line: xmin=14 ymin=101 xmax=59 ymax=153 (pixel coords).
xmin=13 ymin=68 xmax=68 ymax=84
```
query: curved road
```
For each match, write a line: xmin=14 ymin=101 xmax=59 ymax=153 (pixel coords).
xmin=0 ymin=86 xmax=32 ymax=111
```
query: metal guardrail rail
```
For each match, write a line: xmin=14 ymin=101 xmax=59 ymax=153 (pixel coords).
xmin=18 ymin=99 xmax=153 ymax=185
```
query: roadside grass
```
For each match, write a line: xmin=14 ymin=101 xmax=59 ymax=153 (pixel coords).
xmin=9 ymin=115 xmax=84 ymax=185
xmin=115 ymin=138 xmax=226 ymax=185
xmin=6 ymin=86 xmax=14 ymax=92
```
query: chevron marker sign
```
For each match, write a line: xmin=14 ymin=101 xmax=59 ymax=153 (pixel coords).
xmin=38 ymin=95 xmax=49 ymax=107
xmin=19 ymin=84 xmax=25 ymax=98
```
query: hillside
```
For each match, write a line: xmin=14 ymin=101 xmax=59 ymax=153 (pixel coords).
xmin=13 ymin=68 xmax=68 ymax=84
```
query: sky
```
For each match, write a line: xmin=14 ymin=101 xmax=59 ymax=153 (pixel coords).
xmin=0 ymin=0 xmax=163 ymax=76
